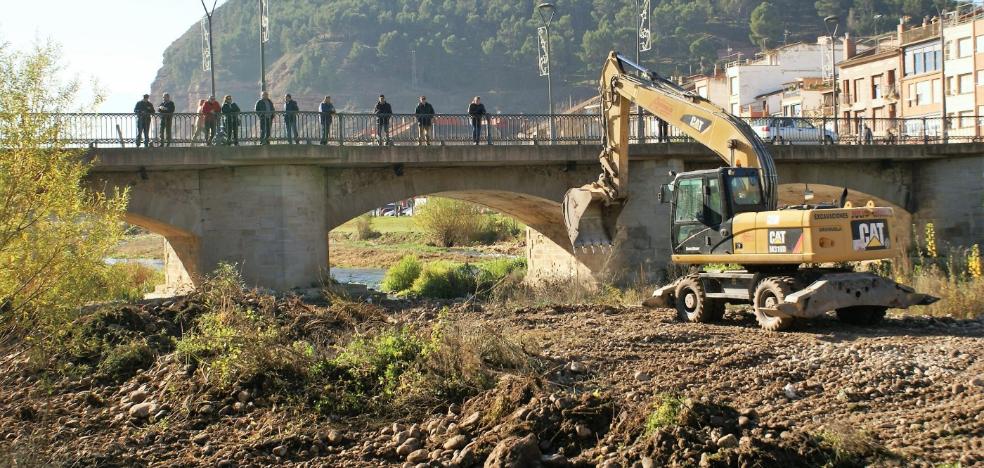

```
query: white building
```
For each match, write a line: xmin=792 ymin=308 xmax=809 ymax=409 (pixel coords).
xmin=726 ymin=39 xmax=846 ymax=117
xmin=942 ymin=19 xmax=977 ymax=138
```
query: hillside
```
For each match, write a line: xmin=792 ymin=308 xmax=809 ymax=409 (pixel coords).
xmin=150 ymin=0 xmax=951 ymax=114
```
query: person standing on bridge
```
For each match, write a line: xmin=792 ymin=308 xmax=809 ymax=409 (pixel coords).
xmin=202 ymin=96 xmax=222 ymax=145
xmin=133 ymin=94 xmax=155 ymax=148
xmin=468 ymin=96 xmax=487 ymax=145
xmin=222 ymin=95 xmax=241 ymax=146
xmin=414 ymin=96 xmax=435 ymax=146
xmin=157 ymin=93 xmax=175 ymax=147
xmin=284 ymin=94 xmax=300 ymax=144
xmin=319 ymin=96 xmax=336 ymax=145
xmin=255 ymin=91 xmax=275 ymax=145
xmin=374 ymin=94 xmax=393 ymax=146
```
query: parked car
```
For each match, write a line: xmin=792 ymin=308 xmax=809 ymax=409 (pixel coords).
xmin=750 ymin=117 xmax=837 ymax=144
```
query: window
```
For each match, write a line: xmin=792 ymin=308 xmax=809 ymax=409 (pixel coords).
xmin=978 ymin=70 xmax=984 ymax=86
xmin=728 ymin=176 xmax=763 ymax=206
xmin=872 ymin=74 xmax=883 ymax=99
xmin=958 ymin=110 xmax=974 ymax=128
xmin=946 ymin=76 xmax=954 ymax=95
xmin=729 ymin=77 xmax=738 ymax=95
xmin=978 ymin=35 xmax=984 ymax=54
xmin=872 ymin=107 xmax=883 ymax=120
xmin=904 ymin=43 xmax=942 ymax=76
xmin=675 ymin=178 xmax=704 ymax=223
xmin=959 ymin=73 xmax=973 ymax=94
xmin=854 ymin=78 xmax=864 ymax=102
xmin=958 ymin=37 xmax=973 ymax=58
xmin=705 ymin=178 xmax=723 ymax=227
xmin=915 ymin=80 xmax=931 ymax=105
xmin=795 ymin=119 xmax=815 ymax=129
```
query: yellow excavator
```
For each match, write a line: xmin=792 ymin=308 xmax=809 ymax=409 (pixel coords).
xmin=563 ymin=52 xmax=937 ymax=330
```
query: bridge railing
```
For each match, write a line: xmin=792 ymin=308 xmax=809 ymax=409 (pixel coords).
xmin=17 ymin=112 xmax=980 ymax=147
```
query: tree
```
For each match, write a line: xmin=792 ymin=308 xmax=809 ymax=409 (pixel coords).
xmin=0 ymin=41 xmax=128 ymax=338
xmin=749 ymin=2 xmax=785 ymax=49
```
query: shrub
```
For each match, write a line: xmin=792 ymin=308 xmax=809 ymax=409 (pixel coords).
xmin=381 ymin=256 xmax=422 ymax=292
xmin=474 ymin=214 xmax=524 ymax=244
xmin=99 ymin=262 xmax=164 ymax=302
xmin=411 ymin=262 xmax=479 ymax=299
xmin=353 ymin=214 xmax=379 ymax=240
xmin=644 ymin=394 xmax=687 ymax=434
xmin=414 ymin=198 xmax=483 ymax=247
xmin=475 ymin=258 xmax=527 ymax=292
xmin=98 ymin=339 xmax=154 ymax=381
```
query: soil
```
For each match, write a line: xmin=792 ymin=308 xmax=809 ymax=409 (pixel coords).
xmin=1 ymin=298 xmax=982 ymax=467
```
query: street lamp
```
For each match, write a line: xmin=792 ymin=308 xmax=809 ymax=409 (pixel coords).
xmin=635 ymin=0 xmax=651 ymax=142
xmin=824 ymin=15 xmax=839 ymax=140
xmin=259 ymin=0 xmax=270 ymax=93
xmin=201 ymin=0 xmax=218 ymax=98
xmin=537 ymin=2 xmax=556 ymax=143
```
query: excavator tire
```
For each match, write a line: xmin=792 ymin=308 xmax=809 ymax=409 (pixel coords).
xmin=674 ymin=276 xmax=724 ymax=323
xmin=835 ymin=306 xmax=888 ymax=325
xmin=753 ymin=276 xmax=798 ymax=331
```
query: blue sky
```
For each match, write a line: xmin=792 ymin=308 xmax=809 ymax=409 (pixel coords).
xmin=2 ymin=1 xmax=230 ymax=112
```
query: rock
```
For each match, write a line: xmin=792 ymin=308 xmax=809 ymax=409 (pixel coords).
xmin=444 ymin=435 xmax=468 ymax=450
xmin=485 ymin=434 xmax=541 ymax=468
xmin=699 ymin=452 xmax=712 ymax=467
xmin=407 ymin=448 xmax=429 ymax=463
xmin=461 ymin=411 xmax=482 ymax=428
xmin=738 ymin=416 xmax=752 ymax=428
xmin=272 ymin=445 xmax=288 ymax=457
xmin=451 ymin=445 xmax=475 ymax=467
xmin=327 ymin=430 xmax=344 ymax=445
xmin=640 ymin=456 xmax=655 ymax=468
xmin=192 ymin=432 xmax=209 ymax=445
xmin=393 ymin=430 xmax=411 ymax=446
xmin=128 ymin=402 xmax=155 ymax=419
xmin=970 ymin=377 xmax=984 ymax=388
xmin=633 ymin=370 xmax=651 ymax=381
xmin=397 ymin=438 xmax=422 ymax=456
xmin=952 ymin=383 xmax=967 ymax=394
xmin=566 ymin=361 xmax=587 ymax=373
xmin=575 ymin=424 xmax=592 ymax=438
xmin=783 ymin=383 xmax=798 ymax=399
xmin=237 ymin=390 xmax=251 ymax=402
xmin=128 ymin=388 xmax=148 ymax=404
xmin=541 ymin=453 xmax=569 ymax=466
xmin=717 ymin=434 xmax=739 ymax=448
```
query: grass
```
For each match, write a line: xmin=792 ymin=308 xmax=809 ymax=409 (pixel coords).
xmin=643 ymin=393 xmax=687 ymax=435
xmin=815 ymin=424 xmax=897 ymax=467
xmin=333 ymin=216 xmax=420 ymax=235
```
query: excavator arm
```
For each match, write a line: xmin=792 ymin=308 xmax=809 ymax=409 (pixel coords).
xmin=563 ymin=52 xmax=779 ymax=249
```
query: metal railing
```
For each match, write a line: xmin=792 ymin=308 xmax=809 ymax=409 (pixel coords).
xmin=12 ymin=112 xmax=983 ymax=148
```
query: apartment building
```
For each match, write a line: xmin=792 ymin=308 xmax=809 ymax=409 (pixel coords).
xmin=837 ymin=34 xmax=901 ymax=138
xmin=943 ymin=19 xmax=977 ymax=138
xmin=779 ymin=77 xmax=829 ymax=117
xmin=686 ymin=71 xmax=730 ymax=108
xmin=725 ymin=40 xmax=845 ymax=117
xmin=898 ymin=20 xmax=945 ymax=138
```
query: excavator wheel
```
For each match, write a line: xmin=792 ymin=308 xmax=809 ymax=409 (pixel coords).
xmin=674 ymin=276 xmax=725 ymax=323
xmin=753 ymin=277 xmax=798 ymax=331
xmin=835 ymin=306 xmax=888 ymax=326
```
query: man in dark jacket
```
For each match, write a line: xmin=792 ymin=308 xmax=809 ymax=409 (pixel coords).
xmin=468 ymin=96 xmax=487 ymax=145
xmin=284 ymin=94 xmax=299 ymax=144
xmin=319 ymin=96 xmax=336 ymax=145
xmin=255 ymin=91 xmax=275 ymax=144
xmin=157 ymin=93 xmax=175 ymax=147
xmin=414 ymin=95 xmax=435 ymax=146
xmin=221 ymin=95 xmax=241 ymax=146
xmin=374 ymin=94 xmax=393 ymax=146
xmin=134 ymin=94 xmax=155 ymax=148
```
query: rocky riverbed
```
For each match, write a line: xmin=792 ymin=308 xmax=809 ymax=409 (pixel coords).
xmin=1 ymin=294 xmax=982 ymax=467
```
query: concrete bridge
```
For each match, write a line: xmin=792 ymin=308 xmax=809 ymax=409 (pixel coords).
xmin=84 ymin=143 xmax=984 ymax=292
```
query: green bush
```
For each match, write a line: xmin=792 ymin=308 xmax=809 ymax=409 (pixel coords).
xmin=413 ymin=198 xmax=483 ymax=247
xmin=476 ymin=258 xmax=527 ymax=291
xmin=98 ymin=339 xmax=154 ymax=381
xmin=381 ymin=256 xmax=422 ymax=292
xmin=644 ymin=393 xmax=687 ymax=434
xmin=475 ymin=214 xmax=524 ymax=244
xmin=411 ymin=262 xmax=479 ymax=299
xmin=353 ymin=214 xmax=379 ymax=240
xmin=100 ymin=262 xmax=164 ymax=302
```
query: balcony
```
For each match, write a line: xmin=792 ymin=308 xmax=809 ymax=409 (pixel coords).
xmin=900 ymin=22 xmax=940 ymax=46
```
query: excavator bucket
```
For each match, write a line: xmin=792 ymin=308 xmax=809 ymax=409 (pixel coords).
xmin=563 ymin=187 xmax=620 ymax=249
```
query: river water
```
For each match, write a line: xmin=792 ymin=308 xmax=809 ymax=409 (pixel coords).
xmin=330 ymin=268 xmax=386 ymax=289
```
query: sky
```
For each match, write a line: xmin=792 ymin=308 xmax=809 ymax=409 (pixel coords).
xmin=2 ymin=0 xmax=230 ymax=112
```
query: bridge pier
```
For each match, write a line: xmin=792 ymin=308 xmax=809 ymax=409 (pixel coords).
xmin=197 ymin=166 xmax=329 ymax=290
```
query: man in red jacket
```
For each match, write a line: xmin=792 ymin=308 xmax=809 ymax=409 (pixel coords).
xmin=202 ymin=95 xmax=222 ymax=146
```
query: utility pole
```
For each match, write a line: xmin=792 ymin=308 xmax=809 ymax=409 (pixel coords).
xmin=824 ymin=16 xmax=839 ymax=137
xmin=259 ymin=0 xmax=269 ymax=92
xmin=537 ymin=3 xmax=557 ymax=143
xmin=201 ymin=0 xmax=218 ymax=97
xmin=636 ymin=0 xmax=652 ymax=142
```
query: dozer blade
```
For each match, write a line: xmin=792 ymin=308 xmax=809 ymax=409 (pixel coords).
xmin=563 ymin=187 xmax=618 ymax=249
xmin=775 ymin=272 xmax=940 ymax=318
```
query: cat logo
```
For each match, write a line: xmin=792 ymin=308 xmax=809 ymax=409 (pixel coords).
xmin=680 ymin=114 xmax=711 ymax=133
xmin=851 ymin=220 xmax=890 ymax=251
xmin=767 ymin=229 xmax=803 ymax=254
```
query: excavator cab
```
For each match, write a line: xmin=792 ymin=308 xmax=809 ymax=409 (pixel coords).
xmin=667 ymin=167 xmax=767 ymax=256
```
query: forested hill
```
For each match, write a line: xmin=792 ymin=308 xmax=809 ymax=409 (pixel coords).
xmin=151 ymin=0 xmax=950 ymax=114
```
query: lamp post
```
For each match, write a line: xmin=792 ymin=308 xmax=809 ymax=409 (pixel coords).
xmin=635 ymin=0 xmax=651 ymax=142
xmin=824 ymin=15 xmax=839 ymax=140
xmin=201 ymin=0 xmax=218 ymax=98
xmin=537 ymin=2 xmax=556 ymax=143
xmin=259 ymin=0 xmax=270 ymax=93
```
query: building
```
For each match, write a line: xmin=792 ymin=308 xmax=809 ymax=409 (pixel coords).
xmin=725 ymin=39 xmax=845 ymax=117
xmin=684 ymin=70 xmax=730 ymax=109
xmin=836 ymin=33 xmax=901 ymax=140
xmin=779 ymin=77 xmax=830 ymax=117
xmin=943 ymin=14 xmax=978 ymax=138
